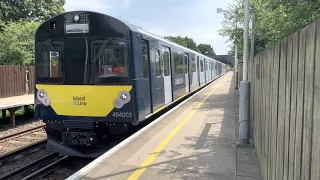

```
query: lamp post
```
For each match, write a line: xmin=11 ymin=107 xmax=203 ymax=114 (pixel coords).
xmin=239 ymin=0 xmax=250 ymax=145
xmin=234 ymin=8 xmax=239 ymax=90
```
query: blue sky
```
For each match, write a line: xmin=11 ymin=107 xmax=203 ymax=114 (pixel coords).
xmin=64 ymin=0 xmax=234 ymax=55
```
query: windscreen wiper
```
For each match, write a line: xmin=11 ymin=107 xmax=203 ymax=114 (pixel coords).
xmin=47 ymin=39 xmax=56 ymax=52
xmin=91 ymin=38 xmax=111 ymax=63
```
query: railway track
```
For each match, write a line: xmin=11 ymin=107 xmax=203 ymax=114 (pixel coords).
xmin=0 ymin=124 xmax=93 ymax=180
xmin=0 ymin=125 xmax=53 ymax=179
xmin=0 ymin=125 xmax=47 ymax=156
xmin=0 ymin=152 xmax=66 ymax=180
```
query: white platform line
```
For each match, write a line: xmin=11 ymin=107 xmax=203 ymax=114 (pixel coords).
xmin=66 ymin=73 xmax=227 ymax=180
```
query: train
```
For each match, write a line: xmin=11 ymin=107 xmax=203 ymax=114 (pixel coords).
xmin=34 ymin=11 xmax=227 ymax=157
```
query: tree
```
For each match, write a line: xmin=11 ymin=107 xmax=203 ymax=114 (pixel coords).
xmin=0 ymin=21 xmax=41 ymax=65
xmin=217 ymin=0 xmax=320 ymax=57
xmin=0 ymin=0 xmax=65 ymax=65
xmin=184 ymin=36 xmax=199 ymax=52
xmin=0 ymin=0 xmax=65 ymax=23
xmin=198 ymin=44 xmax=216 ymax=57
xmin=164 ymin=36 xmax=200 ymax=52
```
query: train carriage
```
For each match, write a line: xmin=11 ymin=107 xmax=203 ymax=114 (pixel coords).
xmin=34 ymin=11 xmax=226 ymax=157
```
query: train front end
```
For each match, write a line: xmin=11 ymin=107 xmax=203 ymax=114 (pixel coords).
xmin=34 ymin=11 xmax=137 ymax=157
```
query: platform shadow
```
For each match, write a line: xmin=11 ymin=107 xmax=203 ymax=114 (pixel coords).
xmin=82 ymin=72 xmax=237 ymax=180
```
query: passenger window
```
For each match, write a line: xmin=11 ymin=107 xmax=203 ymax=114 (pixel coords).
xmin=184 ymin=55 xmax=188 ymax=74
xmin=174 ymin=52 xmax=183 ymax=75
xmin=163 ymin=51 xmax=170 ymax=76
xmin=191 ymin=57 xmax=196 ymax=72
xmin=200 ymin=59 xmax=204 ymax=72
xmin=142 ymin=41 xmax=149 ymax=79
xmin=197 ymin=57 xmax=199 ymax=72
xmin=155 ymin=49 xmax=161 ymax=77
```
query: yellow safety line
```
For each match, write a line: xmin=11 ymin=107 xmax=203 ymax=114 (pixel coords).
xmin=153 ymin=105 xmax=166 ymax=114
xmin=127 ymin=74 xmax=228 ymax=180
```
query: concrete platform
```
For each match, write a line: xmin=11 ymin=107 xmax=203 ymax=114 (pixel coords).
xmin=0 ymin=94 xmax=33 ymax=110
xmin=67 ymin=72 xmax=261 ymax=180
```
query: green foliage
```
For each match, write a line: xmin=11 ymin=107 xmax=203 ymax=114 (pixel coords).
xmin=0 ymin=0 xmax=65 ymax=22
xmin=165 ymin=36 xmax=218 ymax=58
xmin=217 ymin=0 xmax=320 ymax=57
xmin=0 ymin=21 xmax=41 ymax=65
xmin=164 ymin=36 xmax=200 ymax=52
xmin=0 ymin=105 xmax=34 ymax=119
xmin=198 ymin=44 xmax=216 ymax=57
xmin=0 ymin=0 xmax=65 ymax=65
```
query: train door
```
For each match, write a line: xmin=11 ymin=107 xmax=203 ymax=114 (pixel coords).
xmin=197 ymin=56 xmax=200 ymax=86
xmin=210 ymin=61 xmax=212 ymax=80
xmin=141 ymin=40 xmax=152 ymax=115
xmin=211 ymin=62 xmax=213 ymax=80
xmin=162 ymin=46 xmax=172 ymax=105
xmin=214 ymin=61 xmax=217 ymax=79
xmin=204 ymin=59 xmax=207 ymax=83
xmin=184 ymin=53 xmax=189 ymax=93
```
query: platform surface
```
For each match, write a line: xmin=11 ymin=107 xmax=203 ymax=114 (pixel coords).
xmin=0 ymin=94 xmax=33 ymax=109
xmin=68 ymin=72 xmax=261 ymax=180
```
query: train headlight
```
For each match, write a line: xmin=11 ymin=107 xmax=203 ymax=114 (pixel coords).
xmin=39 ymin=92 xmax=45 ymax=98
xmin=118 ymin=91 xmax=131 ymax=104
xmin=37 ymin=89 xmax=47 ymax=101
xmin=73 ymin=15 xmax=80 ymax=22
xmin=37 ymin=89 xmax=51 ymax=106
xmin=114 ymin=91 xmax=131 ymax=109
xmin=120 ymin=93 xmax=128 ymax=101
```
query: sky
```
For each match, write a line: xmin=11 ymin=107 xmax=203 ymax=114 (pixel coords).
xmin=64 ymin=0 xmax=234 ymax=55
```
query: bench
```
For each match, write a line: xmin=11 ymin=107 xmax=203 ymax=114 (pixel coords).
xmin=0 ymin=95 xmax=34 ymax=127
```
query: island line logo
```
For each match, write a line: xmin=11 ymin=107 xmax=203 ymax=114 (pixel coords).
xmin=73 ymin=96 xmax=87 ymax=106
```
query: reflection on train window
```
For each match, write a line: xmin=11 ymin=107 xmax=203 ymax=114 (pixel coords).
xmin=200 ymin=59 xmax=204 ymax=72
xmin=142 ymin=40 xmax=149 ymax=79
xmin=197 ymin=56 xmax=199 ymax=72
xmin=91 ymin=39 xmax=128 ymax=79
xmin=174 ymin=52 xmax=183 ymax=75
xmin=206 ymin=61 xmax=209 ymax=71
xmin=163 ymin=51 xmax=170 ymax=76
xmin=36 ymin=42 xmax=64 ymax=79
xmin=184 ymin=55 xmax=188 ymax=74
xmin=155 ymin=49 xmax=161 ymax=77
xmin=191 ymin=57 xmax=196 ymax=72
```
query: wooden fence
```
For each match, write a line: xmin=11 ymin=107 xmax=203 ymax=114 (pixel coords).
xmin=0 ymin=65 xmax=35 ymax=98
xmin=249 ymin=20 xmax=320 ymax=180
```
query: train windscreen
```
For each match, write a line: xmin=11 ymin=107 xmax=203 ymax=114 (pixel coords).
xmin=91 ymin=38 xmax=130 ymax=84
xmin=35 ymin=41 xmax=64 ymax=84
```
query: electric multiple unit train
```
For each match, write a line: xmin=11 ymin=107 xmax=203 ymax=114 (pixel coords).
xmin=34 ymin=11 xmax=227 ymax=157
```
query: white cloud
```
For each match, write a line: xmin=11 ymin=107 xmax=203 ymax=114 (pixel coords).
xmin=64 ymin=0 xmax=131 ymax=13
xmin=146 ymin=26 xmax=230 ymax=55
xmin=64 ymin=0 xmax=233 ymax=54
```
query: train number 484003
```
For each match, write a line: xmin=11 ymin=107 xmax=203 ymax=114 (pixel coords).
xmin=112 ymin=112 xmax=132 ymax=118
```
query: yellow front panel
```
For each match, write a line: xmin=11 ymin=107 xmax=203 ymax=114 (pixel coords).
xmin=36 ymin=85 xmax=132 ymax=117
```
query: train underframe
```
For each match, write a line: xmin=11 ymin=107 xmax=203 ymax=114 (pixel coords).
xmin=44 ymin=119 xmax=132 ymax=158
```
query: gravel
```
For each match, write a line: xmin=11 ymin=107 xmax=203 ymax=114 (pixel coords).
xmin=0 ymin=148 xmax=52 ymax=177
xmin=42 ymin=158 xmax=93 ymax=180
xmin=0 ymin=120 xmax=45 ymax=139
